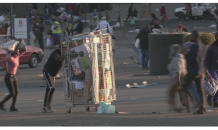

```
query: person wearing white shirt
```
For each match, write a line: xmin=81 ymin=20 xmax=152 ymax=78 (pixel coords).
xmin=94 ymin=16 xmax=113 ymax=35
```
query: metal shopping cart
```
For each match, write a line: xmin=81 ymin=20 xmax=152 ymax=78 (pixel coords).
xmin=61 ymin=29 xmax=116 ymax=113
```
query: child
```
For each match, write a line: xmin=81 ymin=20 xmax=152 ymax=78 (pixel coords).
xmin=130 ymin=16 xmax=136 ymax=29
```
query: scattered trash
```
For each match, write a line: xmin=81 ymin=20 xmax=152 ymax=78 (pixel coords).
xmin=126 ymin=82 xmax=147 ymax=88
xmin=37 ymin=100 xmax=43 ymax=101
xmin=4 ymin=93 xmax=9 ymax=96
xmin=123 ymin=62 xmax=129 ymax=65
xmin=157 ymin=76 xmax=160 ymax=78
xmin=206 ymin=110 xmax=218 ymax=113
xmin=209 ymin=25 xmax=216 ymax=28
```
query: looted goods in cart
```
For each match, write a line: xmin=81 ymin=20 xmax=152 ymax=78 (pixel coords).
xmin=61 ymin=30 xmax=116 ymax=113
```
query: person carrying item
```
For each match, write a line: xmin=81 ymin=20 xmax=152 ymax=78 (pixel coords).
xmin=135 ymin=25 xmax=151 ymax=70
xmin=0 ymin=44 xmax=27 ymax=111
xmin=42 ymin=47 xmax=65 ymax=112
xmin=94 ymin=16 xmax=113 ymax=35
xmin=179 ymin=31 xmax=207 ymax=114
xmin=204 ymin=32 xmax=218 ymax=107
xmin=51 ymin=18 xmax=62 ymax=46
xmin=35 ymin=17 xmax=45 ymax=52
xmin=185 ymin=4 xmax=192 ymax=20
xmin=68 ymin=3 xmax=73 ymax=15
xmin=132 ymin=7 xmax=138 ymax=25
xmin=167 ymin=44 xmax=190 ymax=113
xmin=90 ymin=10 xmax=98 ymax=29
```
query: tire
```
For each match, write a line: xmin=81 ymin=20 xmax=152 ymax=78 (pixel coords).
xmin=28 ymin=54 xmax=39 ymax=68
xmin=178 ymin=13 xmax=185 ymax=21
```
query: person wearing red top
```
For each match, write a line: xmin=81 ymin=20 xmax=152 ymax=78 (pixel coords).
xmin=68 ymin=3 xmax=73 ymax=15
xmin=160 ymin=4 xmax=169 ymax=23
xmin=0 ymin=46 xmax=27 ymax=111
xmin=185 ymin=4 xmax=192 ymax=20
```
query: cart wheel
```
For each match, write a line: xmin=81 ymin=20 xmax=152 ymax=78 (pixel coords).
xmin=86 ymin=106 xmax=91 ymax=112
xmin=67 ymin=108 xmax=72 ymax=113
xmin=94 ymin=107 xmax=97 ymax=112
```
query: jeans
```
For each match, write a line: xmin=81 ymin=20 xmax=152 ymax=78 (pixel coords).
xmin=131 ymin=44 xmax=142 ymax=65
xmin=141 ymin=49 xmax=149 ymax=68
xmin=38 ymin=33 xmax=44 ymax=51
xmin=51 ymin=33 xmax=61 ymax=46
xmin=69 ymin=10 xmax=73 ymax=15
xmin=188 ymin=82 xmax=200 ymax=105
xmin=207 ymin=70 xmax=218 ymax=105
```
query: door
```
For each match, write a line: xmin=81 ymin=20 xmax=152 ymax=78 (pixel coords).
xmin=191 ymin=3 xmax=199 ymax=16
xmin=0 ymin=37 xmax=6 ymax=60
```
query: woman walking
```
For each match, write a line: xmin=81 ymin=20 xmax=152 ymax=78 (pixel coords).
xmin=0 ymin=45 xmax=27 ymax=111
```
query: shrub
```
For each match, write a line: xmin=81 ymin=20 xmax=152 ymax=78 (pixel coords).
xmin=184 ymin=32 xmax=215 ymax=46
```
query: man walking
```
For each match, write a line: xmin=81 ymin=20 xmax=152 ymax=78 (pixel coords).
xmin=135 ymin=25 xmax=151 ymax=69
xmin=42 ymin=47 xmax=65 ymax=112
xmin=35 ymin=17 xmax=45 ymax=52
xmin=125 ymin=4 xmax=133 ymax=22
xmin=179 ymin=31 xmax=207 ymax=114
xmin=51 ymin=18 xmax=62 ymax=46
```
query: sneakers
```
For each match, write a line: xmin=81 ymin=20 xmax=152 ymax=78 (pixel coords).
xmin=42 ymin=106 xmax=56 ymax=112
xmin=10 ymin=106 xmax=18 ymax=112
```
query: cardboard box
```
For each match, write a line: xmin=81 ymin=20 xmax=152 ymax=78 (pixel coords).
xmin=105 ymin=71 xmax=112 ymax=89
xmin=71 ymin=59 xmax=82 ymax=76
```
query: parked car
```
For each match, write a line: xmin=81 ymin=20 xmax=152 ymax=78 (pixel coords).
xmin=0 ymin=35 xmax=44 ymax=68
xmin=174 ymin=3 xmax=216 ymax=20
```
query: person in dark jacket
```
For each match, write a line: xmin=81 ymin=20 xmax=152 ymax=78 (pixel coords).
xmin=72 ymin=19 xmax=83 ymax=35
xmin=125 ymin=4 xmax=133 ymax=22
xmin=43 ymin=48 xmax=65 ymax=112
xmin=135 ymin=25 xmax=151 ymax=69
xmin=35 ymin=17 xmax=45 ymax=52
xmin=179 ymin=30 xmax=207 ymax=114
xmin=204 ymin=32 xmax=218 ymax=107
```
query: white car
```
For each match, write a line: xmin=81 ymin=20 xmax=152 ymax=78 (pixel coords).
xmin=174 ymin=3 xmax=217 ymax=20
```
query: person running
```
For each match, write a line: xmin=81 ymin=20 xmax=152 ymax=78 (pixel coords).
xmin=179 ymin=31 xmax=207 ymax=114
xmin=0 ymin=44 xmax=27 ymax=111
xmin=132 ymin=7 xmax=138 ymax=25
xmin=42 ymin=47 xmax=65 ymax=112
xmin=160 ymin=4 xmax=169 ymax=23
xmin=51 ymin=18 xmax=62 ymax=46
xmin=125 ymin=4 xmax=133 ymax=22
xmin=35 ymin=17 xmax=45 ymax=52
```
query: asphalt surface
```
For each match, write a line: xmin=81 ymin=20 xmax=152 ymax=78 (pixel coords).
xmin=0 ymin=19 xmax=218 ymax=126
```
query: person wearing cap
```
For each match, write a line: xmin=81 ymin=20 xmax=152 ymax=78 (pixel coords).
xmin=51 ymin=18 xmax=62 ymax=46
xmin=177 ymin=24 xmax=188 ymax=32
xmin=0 ymin=45 xmax=27 ymax=111
xmin=204 ymin=32 xmax=218 ymax=107
xmin=35 ymin=17 xmax=45 ymax=52
xmin=94 ymin=16 xmax=113 ymax=35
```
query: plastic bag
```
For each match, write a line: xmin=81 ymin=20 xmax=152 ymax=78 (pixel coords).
xmin=135 ymin=38 xmax=140 ymax=48
xmin=15 ymin=39 xmax=26 ymax=53
xmin=0 ymin=40 xmax=19 ymax=51
xmin=204 ymin=78 xmax=218 ymax=96
xmin=115 ymin=22 xmax=120 ymax=28
xmin=131 ymin=17 xmax=136 ymax=25
xmin=46 ymin=38 xmax=52 ymax=47
xmin=29 ymin=31 xmax=36 ymax=40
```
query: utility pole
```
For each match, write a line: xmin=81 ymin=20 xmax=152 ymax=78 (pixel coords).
xmin=10 ymin=3 xmax=12 ymax=39
xmin=27 ymin=3 xmax=30 ymax=45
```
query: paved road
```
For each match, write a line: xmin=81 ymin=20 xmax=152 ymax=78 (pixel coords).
xmin=0 ymin=19 xmax=218 ymax=126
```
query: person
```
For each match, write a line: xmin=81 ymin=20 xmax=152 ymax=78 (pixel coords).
xmin=135 ymin=25 xmax=151 ymax=69
xmin=132 ymin=7 xmax=138 ymax=25
xmin=51 ymin=18 xmax=62 ymax=46
xmin=62 ymin=19 xmax=68 ymax=37
xmin=117 ymin=8 xmax=124 ymax=34
xmin=185 ymin=4 xmax=191 ymax=20
xmin=130 ymin=16 xmax=136 ymax=29
xmin=90 ymin=10 xmax=98 ymax=29
xmin=177 ymin=24 xmax=188 ymax=32
xmin=204 ymin=32 xmax=218 ymax=107
xmin=160 ymin=4 xmax=169 ymax=23
xmin=75 ymin=5 xmax=80 ymax=16
xmin=130 ymin=42 xmax=142 ymax=68
xmin=167 ymin=44 xmax=190 ymax=113
xmin=151 ymin=13 xmax=158 ymax=21
xmin=204 ymin=3 xmax=211 ymax=19
xmin=105 ymin=10 xmax=110 ymax=23
xmin=32 ymin=18 xmax=39 ymax=42
xmin=125 ymin=4 xmax=133 ymax=22
xmin=72 ymin=18 xmax=83 ymax=35
xmin=94 ymin=16 xmax=113 ymax=35
xmin=35 ymin=17 xmax=45 ymax=52
xmin=42 ymin=47 xmax=65 ymax=112
xmin=179 ymin=31 xmax=207 ymax=114
xmin=0 ymin=45 xmax=27 ymax=111
xmin=68 ymin=3 xmax=73 ymax=15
